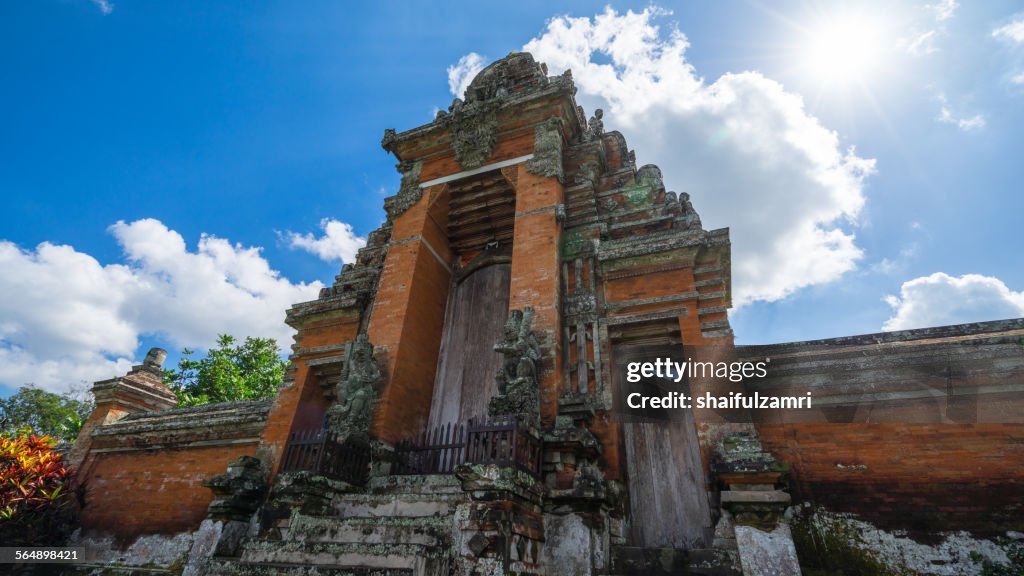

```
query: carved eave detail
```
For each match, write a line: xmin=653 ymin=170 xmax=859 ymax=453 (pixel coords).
xmin=382 ymin=160 xmax=424 ymax=219
xmin=379 ymin=71 xmax=580 ymax=163
xmin=442 ymin=100 xmax=501 ymax=170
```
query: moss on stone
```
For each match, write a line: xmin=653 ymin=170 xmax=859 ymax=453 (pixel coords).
xmin=790 ymin=510 xmax=923 ymax=576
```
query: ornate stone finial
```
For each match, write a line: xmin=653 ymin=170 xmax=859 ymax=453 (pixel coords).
xmin=143 ymin=347 xmax=167 ymax=369
xmin=381 ymin=128 xmax=397 ymax=153
xmin=679 ymin=192 xmax=703 ymax=229
xmin=488 ymin=307 xmax=542 ymax=422
xmin=585 ymin=109 xmax=604 ymax=142
xmin=325 ymin=334 xmax=383 ymax=441
xmin=463 ymin=52 xmax=549 ymax=104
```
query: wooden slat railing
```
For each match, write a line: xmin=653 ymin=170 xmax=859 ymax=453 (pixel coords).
xmin=394 ymin=416 xmax=542 ymax=478
xmin=280 ymin=429 xmax=370 ymax=486
xmin=393 ymin=421 xmax=466 ymax=475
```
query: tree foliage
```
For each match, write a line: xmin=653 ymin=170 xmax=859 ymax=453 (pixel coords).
xmin=0 ymin=386 xmax=93 ymax=443
xmin=163 ymin=334 xmax=287 ymax=406
xmin=0 ymin=432 xmax=77 ymax=546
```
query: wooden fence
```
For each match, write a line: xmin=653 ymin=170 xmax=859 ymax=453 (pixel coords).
xmin=394 ymin=416 xmax=542 ymax=477
xmin=279 ymin=429 xmax=370 ymax=486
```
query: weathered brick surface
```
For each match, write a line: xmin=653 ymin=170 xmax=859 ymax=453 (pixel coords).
xmin=81 ymin=443 xmax=258 ymax=540
xmin=509 ymin=164 xmax=564 ymax=425
xmin=263 ymin=316 xmax=360 ymax=476
xmin=369 ymin=185 xmax=452 ymax=443
xmin=757 ymin=422 xmax=1024 ymax=532
xmin=739 ymin=321 xmax=1024 ymax=533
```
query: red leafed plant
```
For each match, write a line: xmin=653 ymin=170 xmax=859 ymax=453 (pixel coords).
xmin=0 ymin=432 xmax=78 ymax=546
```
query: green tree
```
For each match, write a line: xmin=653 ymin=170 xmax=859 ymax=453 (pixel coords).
xmin=0 ymin=386 xmax=93 ymax=443
xmin=163 ymin=335 xmax=287 ymax=406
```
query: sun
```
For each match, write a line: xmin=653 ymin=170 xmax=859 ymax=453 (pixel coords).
xmin=795 ymin=8 xmax=890 ymax=90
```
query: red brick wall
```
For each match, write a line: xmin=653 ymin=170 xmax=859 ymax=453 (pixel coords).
xmin=757 ymin=422 xmax=1024 ymax=533
xmin=80 ymin=443 xmax=258 ymax=541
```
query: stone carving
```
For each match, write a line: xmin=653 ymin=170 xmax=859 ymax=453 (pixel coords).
xmin=383 ymin=160 xmax=423 ymax=219
xmin=680 ymin=192 xmax=703 ymax=229
xmin=584 ymin=109 xmax=604 ymax=141
xmin=525 ymin=118 xmax=563 ymax=181
xmin=488 ymin=308 xmax=542 ymax=422
xmin=636 ymin=164 xmax=665 ymax=194
xmin=203 ymin=456 xmax=268 ymax=521
xmin=443 ymin=102 xmax=500 ymax=170
xmin=326 ymin=334 xmax=383 ymax=440
xmin=574 ymin=160 xmax=601 ymax=189
xmin=564 ymin=292 xmax=598 ymax=320
xmin=380 ymin=128 xmax=397 ymax=153
xmin=463 ymin=52 xmax=550 ymax=104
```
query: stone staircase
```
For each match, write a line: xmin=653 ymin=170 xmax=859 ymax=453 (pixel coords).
xmin=609 ymin=546 xmax=742 ymax=576
xmin=207 ymin=475 xmax=467 ymax=576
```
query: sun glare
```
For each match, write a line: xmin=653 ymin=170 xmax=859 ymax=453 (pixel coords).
xmin=798 ymin=10 xmax=888 ymax=89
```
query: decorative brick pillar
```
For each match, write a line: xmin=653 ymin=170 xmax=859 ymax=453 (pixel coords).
xmin=714 ymin=432 xmax=802 ymax=576
xmin=368 ymin=182 xmax=453 ymax=443
xmin=509 ymin=163 xmax=565 ymax=426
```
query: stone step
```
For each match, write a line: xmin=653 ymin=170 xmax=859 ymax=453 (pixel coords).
xmin=610 ymin=546 xmax=741 ymax=576
xmin=285 ymin=514 xmax=451 ymax=547
xmin=331 ymin=492 xmax=462 ymax=519
xmin=239 ymin=541 xmax=444 ymax=573
xmin=366 ymin=474 xmax=463 ymax=496
xmin=207 ymin=557 xmax=413 ymax=576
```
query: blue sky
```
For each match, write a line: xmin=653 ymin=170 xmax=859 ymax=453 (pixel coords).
xmin=2 ymin=0 xmax=1023 ymax=395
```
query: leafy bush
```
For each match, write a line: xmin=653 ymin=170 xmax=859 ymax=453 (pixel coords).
xmin=164 ymin=334 xmax=287 ymax=406
xmin=0 ymin=385 xmax=93 ymax=444
xmin=0 ymin=432 xmax=77 ymax=546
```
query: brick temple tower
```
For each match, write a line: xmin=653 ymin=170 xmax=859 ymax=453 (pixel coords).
xmin=70 ymin=50 xmax=1024 ymax=576
xmin=256 ymin=51 xmax=737 ymax=573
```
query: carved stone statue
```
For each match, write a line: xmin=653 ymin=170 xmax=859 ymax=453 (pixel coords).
xmin=326 ymin=334 xmax=383 ymax=441
xmin=679 ymin=192 xmax=703 ymax=229
xmin=488 ymin=308 xmax=542 ymax=422
xmin=586 ymin=109 xmax=604 ymax=141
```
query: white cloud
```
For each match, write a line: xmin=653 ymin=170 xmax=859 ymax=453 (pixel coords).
xmin=992 ymin=18 xmax=1024 ymax=44
xmin=936 ymin=95 xmax=985 ymax=130
xmin=90 ymin=0 xmax=113 ymax=15
xmin=905 ymin=30 xmax=939 ymax=56
xmin=0 ymin=219 xmax=321 ymax=393
xmin=485 ymin=7 xmax=875 ymax=305
xmin=929 ymin=0 xmax=958 ymax=22
xmin=883 ymin=273 xmax=1024 ymax=331
xmin=1012 ymin=72 xmax=1024 ymax=85
xmin=284 ymin=218 xmax=366 ymax=263
xmin=901 ymin=0 xmax=957 ymax=56
xmin=448 ymin=53 xmax=487 ymax=99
